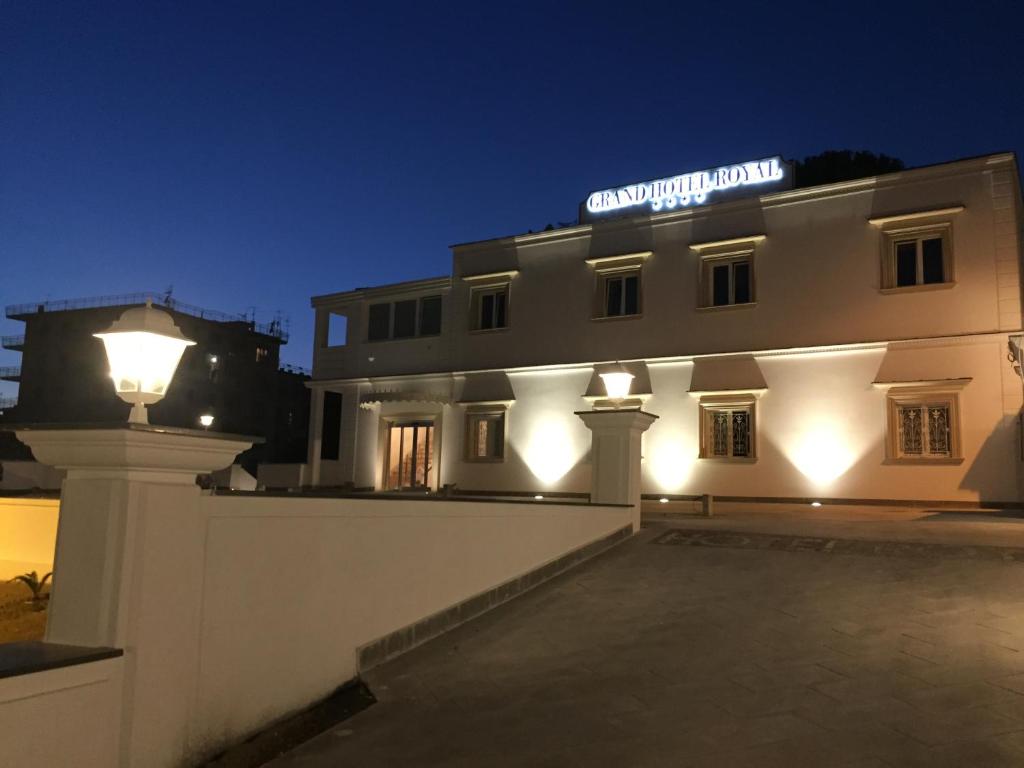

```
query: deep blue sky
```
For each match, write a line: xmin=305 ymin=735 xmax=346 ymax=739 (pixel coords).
xmin=2 ymin=0 xmax=1023 ymax=397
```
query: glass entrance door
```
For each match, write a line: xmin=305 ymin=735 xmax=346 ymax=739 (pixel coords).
xmin=385 ymin=422 xmax=435 ymax=490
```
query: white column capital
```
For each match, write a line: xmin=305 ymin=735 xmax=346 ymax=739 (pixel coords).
xmin=15 ymin=425 xmax=254 ymax=484
xmin=575 ymin=408 xmax=659 ymax=434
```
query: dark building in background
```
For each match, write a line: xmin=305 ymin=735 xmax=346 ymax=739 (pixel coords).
xmin=0 ymin=293 xmax=310 ymax=471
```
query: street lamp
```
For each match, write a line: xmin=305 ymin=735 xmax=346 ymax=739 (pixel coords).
xmin=599 ymin=362 xmax=635 ymax=405
xmin=94 ymin=301 xmax=195 ymax=424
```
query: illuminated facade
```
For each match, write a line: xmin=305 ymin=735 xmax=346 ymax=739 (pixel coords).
xmin=306 ymin=153 xmax=1024 ymax=505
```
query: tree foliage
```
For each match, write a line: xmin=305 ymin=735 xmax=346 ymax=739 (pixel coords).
xmin=794 ymin=150 xmax=906 ymax=188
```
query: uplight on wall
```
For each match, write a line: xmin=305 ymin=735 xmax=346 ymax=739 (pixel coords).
xmin=199 ymin=414 xmax=215 ymax=430
xmin=599 ymin=362 xmax=635 ymax=404
xmin=94 ymin=301 xmax=195 ymax=424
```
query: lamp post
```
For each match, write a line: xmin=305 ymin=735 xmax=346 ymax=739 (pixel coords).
xmin=93 ymin=300 xmax=195 ymax=424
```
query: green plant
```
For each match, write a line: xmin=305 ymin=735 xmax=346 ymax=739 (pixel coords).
xmin=11 ymin=570 xmax=52 ymax=605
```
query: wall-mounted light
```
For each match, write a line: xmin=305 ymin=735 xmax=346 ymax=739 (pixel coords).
xmin=94 ymin=301 xmax=195 ymax=424
xmin=599 ymin=362 xmax=635 ymax=404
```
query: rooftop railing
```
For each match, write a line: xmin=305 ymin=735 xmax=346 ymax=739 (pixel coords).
xmin=0 ymin=395 xmax=17 ymax=410
xmin=0 ymin=367 xmax=21 ymax=381
xmin=5 ymin=293 xmax=288 ymax=341
xmin=281 ymin=364 xmax=311 ymax=377
xmin=1 ymin=335 xmax=24 ymax=350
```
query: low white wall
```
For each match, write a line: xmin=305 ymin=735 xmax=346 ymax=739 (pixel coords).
xmin=0 ymin=657 xmax=123 ymax=768
xmin=256 ymin=462 xmax=308 ymax=489
xmin=0 ymin=497 xmax=59 ymax=579
xmin=191 ymin=495 xmax=631 ymax=752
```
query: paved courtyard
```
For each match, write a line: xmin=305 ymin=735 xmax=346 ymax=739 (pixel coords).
xmin=271 ymin=504 xmax=1024 ymax=767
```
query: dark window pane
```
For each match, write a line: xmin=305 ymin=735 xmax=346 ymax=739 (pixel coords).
xmin=733 ymin=262 xmax=751 ymax=304
xmin=489 ymin=414 xmax=504 ymax=458
xmin=712 ymin=264 xmax=730 ymax=306
xmin=606 ymin=277 xmax=623 ymax=316
xmin=320 ymin=392 xmax=342 ymax=460
xmin=393 ymin=300 xmax=417 ymax=338
xmin=368 ymin=303 xmax=390 ymax=341
xmin=922 ymin=238 xmax=944 ymax=284
xmin=624 ymin=275 xmax=639 ymax=315
xmin=480 ymin=293 xmax=495 ymax=330
xmin=895 ymin=241 xmax=917 ymax=287
xmin=494 ymin=291 xmax=507 ymax=328
xmin=419 ymin=296 xmax=442 ymax=336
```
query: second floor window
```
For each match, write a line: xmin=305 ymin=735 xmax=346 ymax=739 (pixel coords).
xmin=472 ymin=286 xmax=508 ymax=331
xmin=703 ymin=254 xmax=753 ymax=307
xmin=367 ymin=295 xmax=442 ymax=341
xmin=601 ymin=271 xmax=640 ymax=317
xmin=893 ymin=235 xmax=945 ymax=287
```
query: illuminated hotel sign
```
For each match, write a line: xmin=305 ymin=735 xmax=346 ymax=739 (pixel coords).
xmin=582 ymin=156 xmax=789 ymax=221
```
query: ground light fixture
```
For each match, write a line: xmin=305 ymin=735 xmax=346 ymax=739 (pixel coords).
xmin=534 ymin=494 xmax=544 ymax=500
xmin=659 ymin=497 xmax=669 ymax=504
xmin=811 ymin=501 xmax=822 ymax=507
xmin=599 ymin=362 xmax=635 ymax=404
xmin=199 ymin=414 xmax=215 ymax=430
xmin=93 ymin=300 xmax=195 ymax=424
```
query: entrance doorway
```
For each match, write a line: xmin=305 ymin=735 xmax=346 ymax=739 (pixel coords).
xmin=385 ymin=422 xmax=435 ymax=490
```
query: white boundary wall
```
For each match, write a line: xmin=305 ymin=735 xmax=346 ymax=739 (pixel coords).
xmin=190 ymin=495 xmax=631 ymax=755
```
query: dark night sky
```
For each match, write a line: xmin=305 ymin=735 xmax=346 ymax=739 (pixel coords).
xmin=2 ymin=0 xmax=1023 ymax=397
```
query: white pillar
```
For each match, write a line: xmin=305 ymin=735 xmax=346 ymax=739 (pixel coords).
xmin=16 ymin=425 xmax=252 ymax=768
xmin=307 ymin=386 xmax=325 ymax=487
xmin=576 ymin=409 xmax=658 ymax=532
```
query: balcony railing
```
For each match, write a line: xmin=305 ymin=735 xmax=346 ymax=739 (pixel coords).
xmin=5 ymin=293 xmax=288 ymax=342
xmin=0 ymin=367 xmax=21 ymax=382
xmin=0 ymin=395 xmax=16 ymax=410
xmin=1 ymin=335 xmax=24 ymax=351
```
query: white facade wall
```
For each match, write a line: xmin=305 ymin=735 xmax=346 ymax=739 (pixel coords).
xmin=308 ymin=154 xmax=1024 ymax=504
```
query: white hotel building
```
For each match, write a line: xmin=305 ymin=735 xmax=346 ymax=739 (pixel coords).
xmin=304 ymin=152 xmax=1024 ymax=506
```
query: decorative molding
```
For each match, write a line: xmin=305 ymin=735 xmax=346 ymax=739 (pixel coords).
xmin=460 ymin=270 xmax=519 ymax=284
xmin=872 ymin=377 xmax=971 ymax=389
xmin=584 ymin=251 xmax=652 ymax=268
xmin=688 ymin=234 xmax=766 ymax=252
xmin=868 ymin=206 xmax=965 ymax=226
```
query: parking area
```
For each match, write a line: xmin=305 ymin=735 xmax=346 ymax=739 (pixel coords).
xmin=271 ymin=504 xmax=1024 ymax=767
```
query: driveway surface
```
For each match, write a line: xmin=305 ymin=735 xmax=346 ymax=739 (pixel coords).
xmin=270 ymin=504 xmax=1024 ymax=767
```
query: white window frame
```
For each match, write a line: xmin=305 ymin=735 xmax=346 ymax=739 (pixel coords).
xmin=596 ymin=267 xmax=642 ymax=319
xmin=698 ymin=394 xmax=757 ymax=460
xmin=702 ymin=251 xmax=755 ymax=308
xmin=470 ymin=284 xmax=510 ymax=332
xmin=885 ymin=386 xmax=962 ymax=463
xmin=464 ymin=406 xmax=507 ymax=462
xmin=367 ymin=295 xmax=442 ymax=342
xmin=882 ymin=225 xmax=953 ymax=291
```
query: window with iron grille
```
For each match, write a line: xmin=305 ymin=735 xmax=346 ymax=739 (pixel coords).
xmin=465 ymin=407 xmax=506 ymax=461
xmin=886 ymin=388 xmax=961 ymax=462
xmin=699 ymin=396 xmax=756 ymax=459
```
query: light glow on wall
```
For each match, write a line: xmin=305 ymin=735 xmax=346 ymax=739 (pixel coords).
xmin=646 ymin=433 xmax=697 ymax=492
xmin=785 ymin=421 xmax=858 ymax=488
xmin=521 ymin=420 xmax=580 ymax=485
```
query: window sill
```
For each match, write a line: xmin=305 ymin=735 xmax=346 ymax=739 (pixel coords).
xmin=590 ymin=313 xmax=643 ymax=322
xmin=463 ymin=457 xmax=506 ymax=464
xmin=698 ymin=456 xmax=758 ymax=463
xmin=696 ymin=302 xmax=757 ymax=313
xmin=365 ymin=333 xmax=442 ymax=344
xmin=884 ymin=457 xmax=964 ymax=466
xmin=468 ymin=327 xmax=510 ymax=335
xmin=879 ymin=282 xmax=955 ymax=295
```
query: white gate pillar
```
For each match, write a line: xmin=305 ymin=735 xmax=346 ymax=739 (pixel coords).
xmin=15 ymin=425 xmax=252 ymax=768
xmin=576 ymin=409 xmax=658 ymax=531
